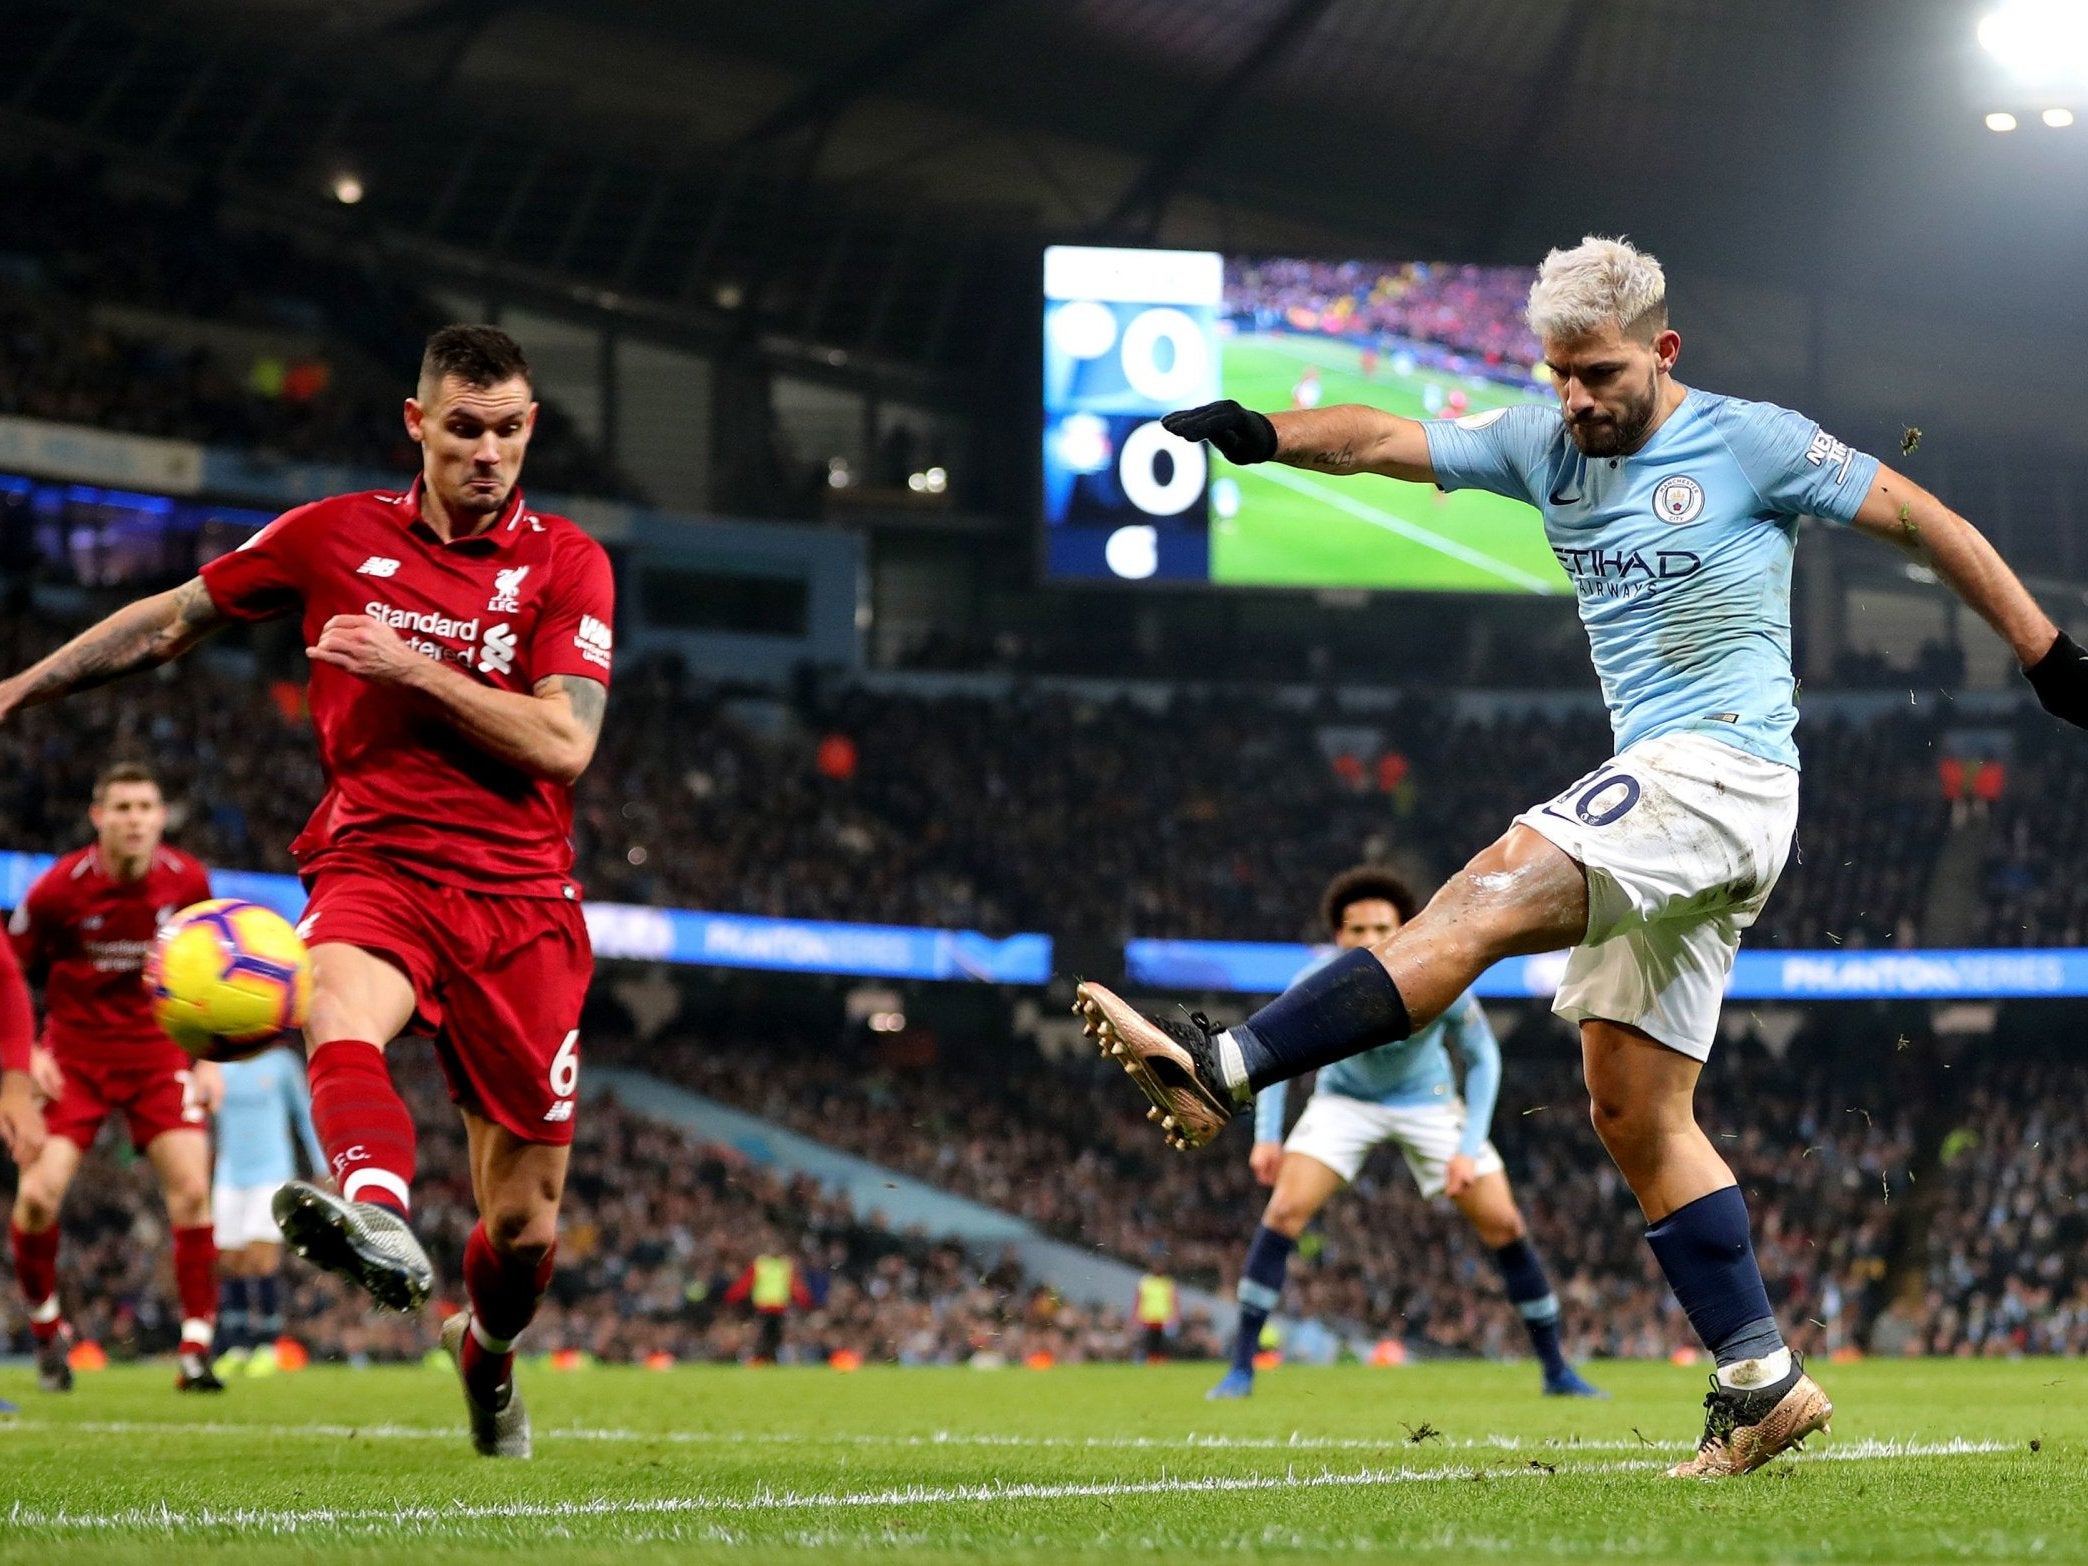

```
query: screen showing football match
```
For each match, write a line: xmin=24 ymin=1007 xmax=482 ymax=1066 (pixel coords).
xmin=1042 ymin=245 xmax=1568 ymax=593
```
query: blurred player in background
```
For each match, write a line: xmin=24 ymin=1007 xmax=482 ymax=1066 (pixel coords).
xmin=0 ymin=325 xmax=614 ymax=1457
xmin=211 ymin=1044 xmax=326 ymax=1375
xmin=1290 ymin=364 xmax=1323 ymax=410
xmin=1085 ymin=235 xmax=2088 ymax=1477
xmin=0 ymin=926 xmax=43 ymax=1169
xmin=1209 ymin=867 xmax=1599 ymax=1401
xmin=6 ymin=762 xmax=222 ymax=1393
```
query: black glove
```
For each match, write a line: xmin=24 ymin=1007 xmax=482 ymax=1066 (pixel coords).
xmin=1160 ymin=400 xmax=1279 ymax=465
xmin=2025 ymin=630 xmax=2088 ymax=728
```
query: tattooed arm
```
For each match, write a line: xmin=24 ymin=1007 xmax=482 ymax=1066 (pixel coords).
xmin=0 ymin=578 xmax=228 ymax=721
xmin=1267 ymin=405 xmax=1438 ymax=482
xmin=302 ymin=609 xmax=607 ymax=784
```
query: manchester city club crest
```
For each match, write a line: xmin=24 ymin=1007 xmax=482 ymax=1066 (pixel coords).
xmin=1653 ymin=474 xmax=1706 ymax=524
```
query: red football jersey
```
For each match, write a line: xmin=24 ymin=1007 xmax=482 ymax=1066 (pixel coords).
xmin=8 ymin=846 xmax=212 ymax=1060
xmin=0 ymin=925 xmax=31 ymax=1073
xmin=199 ymin=479 xmax=616 ymax=898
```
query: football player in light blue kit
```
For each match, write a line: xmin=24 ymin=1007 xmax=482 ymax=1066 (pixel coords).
xmin=212 ymin=1045 xmax=325 ymax=1374
xmin=1207 ymin=866 xmax=1599 ymax=1401
xmin=1078 ymin=236 xmax=2088 ymax=1477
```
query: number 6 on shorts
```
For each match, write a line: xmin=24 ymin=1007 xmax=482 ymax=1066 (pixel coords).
xmin=548 ymin=1029 xmax=580 ymax=1099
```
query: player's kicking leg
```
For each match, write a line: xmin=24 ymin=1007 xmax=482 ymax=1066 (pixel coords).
xmin=1585 ymin=1023 xmax=1829 ymax=1476
xmin=1209 ymin=1149 xmax=1342 ymax=1398
xmin=1445 ymin=1168 xmax=1602 ymax=1398
xmin=1082 ymin=780 xmax=1822 ymax=1473
xmin=142 ymin=1127 xmax=225 ymax=1391
xmin=1078 ymin=827 xmax=1582 ymax=1147
xmin=9 ymin=1136 xmax=83 ymax=1392
xmin=441 ymin=1112 xmax=564 ymax=1458
xmin=272 ymin=943 xmax=434 ymax=1312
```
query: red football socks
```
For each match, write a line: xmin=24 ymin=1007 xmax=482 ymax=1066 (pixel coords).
xmin=460 ymin=1220 xmax=556 ymax=1405
xmin=171 ymin=1224 xmax=218 ymax=1346
xmin=307 ymin=1040 xmax=417 ymax=1214
xmin=10 ymin=1221 xmax=61 ymax=1340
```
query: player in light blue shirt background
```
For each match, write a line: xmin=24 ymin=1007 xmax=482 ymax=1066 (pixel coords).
xmin=212 ymin=1045 xmax=325 ymax=1374
xmin=1209 ymin=866 xmax=1598 ymax=1400
xmin=1084 ymin=234 xmax=2088 ymax=1476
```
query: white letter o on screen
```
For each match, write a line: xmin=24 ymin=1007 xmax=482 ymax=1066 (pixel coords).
xmin=1118 ymin=419 xmax=1205 ymax=516
xmin=1119 ymin=307 xmax=1210 ymax=403
xmin=1105 ymin=525 xmax=1159 ymax=579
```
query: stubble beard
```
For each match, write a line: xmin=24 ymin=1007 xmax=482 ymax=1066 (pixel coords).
xmin=1566 ymin=374 xmax=1659 ymax=458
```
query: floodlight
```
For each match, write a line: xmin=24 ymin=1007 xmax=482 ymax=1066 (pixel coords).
xmin=1978 ymin=2 xmax=2088 ymax=87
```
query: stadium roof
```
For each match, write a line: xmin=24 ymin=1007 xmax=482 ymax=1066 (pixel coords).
xmin=8 ymin=1 xmax=2088 ymax=451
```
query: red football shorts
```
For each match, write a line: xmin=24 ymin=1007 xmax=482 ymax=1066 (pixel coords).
xmin=45 ymin=1043 xmax=209 ymax=1153
xmin=298 ymin=856 xmax=593 ymax=1145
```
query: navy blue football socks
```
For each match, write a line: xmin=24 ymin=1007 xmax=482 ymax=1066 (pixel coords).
xmin=1230 ymin=1226 xmax=1296 ymax=1375
xmin=1490 ymin=1237 xmax=1571 ymax=1380
xmin=1228 ymin=949 xmax=1412 ymax=1094
xmin=217 ymin=1277 xmax=251 ymax=1353
xmin=1645 ymin=1186 xmax=1785 ymax=1367
xmin=253 ymin=1273 xmax=284 ymax=1342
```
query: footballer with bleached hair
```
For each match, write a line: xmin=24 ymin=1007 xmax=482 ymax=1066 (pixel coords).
xmin=1077 ymin=233 xmax=2088 ymax=1478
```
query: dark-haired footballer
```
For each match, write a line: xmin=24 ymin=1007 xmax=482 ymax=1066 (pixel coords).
xmin=1209 ymin=866 xmax=1601 ymax=1401
xmin=0 ymin=326 xmax=614 ymax=1458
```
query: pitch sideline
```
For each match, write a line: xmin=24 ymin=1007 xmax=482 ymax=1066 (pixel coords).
xmin=0 ymin=1438 xmax=2015 ymax=1538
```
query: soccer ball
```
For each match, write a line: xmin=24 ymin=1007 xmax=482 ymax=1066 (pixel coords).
xmin=148 ymin=899 xmax=312 ymax=1062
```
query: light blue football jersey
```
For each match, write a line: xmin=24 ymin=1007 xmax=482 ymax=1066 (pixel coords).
xmin=1253 ymin=951 xmax=1502 ymax=1159
xmin=1423 ymin=389 xmax=1879 ymax=769
xmin=213 ymin=1047 xmax=325 ymax=1189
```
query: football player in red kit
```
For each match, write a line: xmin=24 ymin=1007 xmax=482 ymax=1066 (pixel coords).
xmin=0 ymin=326 xmax=614 ymax=1456
xmin=0 ymin=927 xmax=44 ymax=1167
xmin=7 ymin=763 xmax=222 ymax=1392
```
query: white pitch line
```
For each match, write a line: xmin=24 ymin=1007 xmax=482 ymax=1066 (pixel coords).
xmin=0 ymin=1419 xmax=2016 ymax=1462
xmin=0 ymin=1439 xmax=2014 ymax=1538
xmin=2 ymin=1417 xmax=1706 ymax=1453
xmin=1252 ymin=462 xmax=1561 ymax=594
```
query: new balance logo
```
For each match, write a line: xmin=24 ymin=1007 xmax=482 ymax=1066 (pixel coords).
xmin=356 ymin=556 xmax=401 ymax=577
xmin=295 ymin=911 xmax=320 ymax=939
xmin=488 ymin=564 xmax=530 ymax=612
xmin=575 ymin=615 xmax=613 ymax=669
xmin=1804 ymin=429 xmax=1856 ymax=483
xmin=478 ymin=622 xmax=517 ymax=677
xmin=542 ymin=1100 xmax=574 ymax=1124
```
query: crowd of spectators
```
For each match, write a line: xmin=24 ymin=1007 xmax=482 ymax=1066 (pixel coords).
xmin=0 ymin=597 xmax=1968 ymax=950
xmin=0 ymin=1049 xmax=1193 ymax=1368
xmin=1226 ymin=257 xmax=1543 ymax=380
xmin=1914 ymin=1054 xmax=2088 ymax=1356
xmin=0 ymin=155 xmax=629 ymax=496
xmin=630 ymin=1012 xmax=1911 ymax=1365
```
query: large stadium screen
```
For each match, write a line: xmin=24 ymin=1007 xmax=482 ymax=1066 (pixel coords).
xmin=1042 ymin=245 xmax=1568 ymax=593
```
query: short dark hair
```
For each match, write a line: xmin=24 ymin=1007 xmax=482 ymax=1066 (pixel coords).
xmin=419 ymin=324 xmax=530 ymax=394
xmin=1321 ymin=865 xmax=1419 ymax=935
xmin=93 ymin=760 xmax=160 ymax=801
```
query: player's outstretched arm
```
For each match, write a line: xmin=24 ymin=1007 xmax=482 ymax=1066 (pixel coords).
xmin=1848 ymin=467 xmax=2084 ymax=721
xmin=0 ymin=577 xmax=225 ymax=722
xmin=1162 ymin=400 xmax=1436 ymax=483
xmin=307 ymin=611 xmax=605 ymax=783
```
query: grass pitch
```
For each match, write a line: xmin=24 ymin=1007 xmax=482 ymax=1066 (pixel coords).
xmin=0 ymin=1358 xmax=2075 ymax=1563
xmin=1212 ymin=332 xmax=1566 ymax=594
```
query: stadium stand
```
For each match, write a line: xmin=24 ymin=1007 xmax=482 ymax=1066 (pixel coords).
xmin=621 ymin=1013 xmax=1913 ymax=1365
xmin=0 ymin=1050 xmax=1203 ymax=1368
xmin=0 ymin=154 xmax=631 ymax=498
xmin=0 ymin=605 xmax=1980 ymax=949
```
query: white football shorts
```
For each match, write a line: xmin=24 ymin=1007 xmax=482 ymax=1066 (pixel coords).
xmin=1283 ymin=1090 xmax=1505 ymax=1195
xmin=212 ymin=1182 xmax=283 ymax=1249
xmin=1514 ymin=731 xmax=1799 ymax=1060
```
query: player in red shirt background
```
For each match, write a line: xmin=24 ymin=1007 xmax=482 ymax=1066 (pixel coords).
xmin=6 ymin=763 xmax=223 ymax=1393
xmin=0 ymin=326 xmax=614 ymax=1457
xmin=0 ymin=924 xmax=44 ymax=1169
